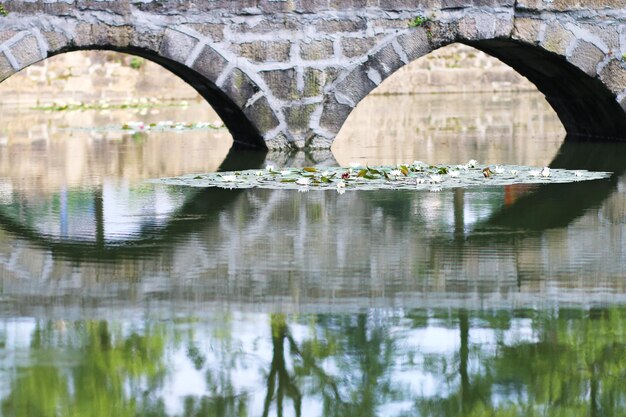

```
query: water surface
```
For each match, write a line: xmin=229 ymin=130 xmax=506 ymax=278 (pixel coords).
xmin=0 ymin=92 xmax=625 ymax=416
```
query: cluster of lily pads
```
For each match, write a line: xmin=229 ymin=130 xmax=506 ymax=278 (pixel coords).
xmin=121 ymin=120 xmax=225 ymax=133
xmin=154 ymin=160 xmax=611 ymax=193
xmin=33 ymin=98 xmax=189 ymax=112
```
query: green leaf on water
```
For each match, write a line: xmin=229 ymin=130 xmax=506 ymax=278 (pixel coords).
xmin=281 ymin=178 xmax=297 ymax=183
xmin=357 ymin=169 xmax=368 ymax=178
xmin=303 ymin=167 xmax=317 ymax=173
xmin=400 ymin=166 xmax=409 ymax=176
xmin=321 ymin=176 xmax=332 ymax=183
xmin=438 ymin=167 xmax=449 ymax=175
xmin=193 ymin=176 xmax=203 ymax=180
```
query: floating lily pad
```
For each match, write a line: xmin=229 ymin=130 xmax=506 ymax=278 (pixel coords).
xmin=150 ymin=162 xmax=612 ymax=192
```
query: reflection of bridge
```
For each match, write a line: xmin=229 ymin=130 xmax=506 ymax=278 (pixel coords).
xmin=1 ymin=1 xmax=626 ymax=149
xmin=1 ymin=140 xmax=626 ymax=313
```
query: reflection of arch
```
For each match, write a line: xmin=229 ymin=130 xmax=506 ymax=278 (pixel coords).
xmin=321 ymin=27 xmax=626 ymax=142
xmin=483 ymin=139 xmax=626 ymax=231
xmin=0 ymin=26 xmax=280 ymax=149
xmin=0 ymin=146 xmax=267 ymax=262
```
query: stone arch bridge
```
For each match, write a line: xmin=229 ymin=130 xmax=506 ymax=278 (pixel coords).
xmin=0 ymin=0 xmax=625 ymax=150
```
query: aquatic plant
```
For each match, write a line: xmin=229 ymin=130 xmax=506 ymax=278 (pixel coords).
xmin=152 ymin=160 xmax=611 ymax=193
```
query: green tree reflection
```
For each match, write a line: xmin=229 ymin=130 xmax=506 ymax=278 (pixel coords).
xmin=2 ymin=320 xmax=170 ymax=417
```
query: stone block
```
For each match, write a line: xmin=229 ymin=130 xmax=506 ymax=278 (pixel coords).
xmin=191 ymin=45 xmax=228 ymax=83
xmin=223 ymin=68 xmax=261 ymax=108
xmin=542 ymin=22 xmax=575 ymax=56
xmin=300 ymin=39 xmax=334 ymax=61
xmin=568 ymin=41 xmax=604 ymax=76
xmin=10 ymin=35 xmax=41 ymax=68
xmin=307 ymin=135 xmax=334 ymax=149
xmin=92 ymin=25 xmax=133 ymax=48
xmin=284 ymin=103 xmax=318 ymax=134
xmin=160 ymin=28 xmax=199 ymax=64
xmin=0 ymin=53 xmax=14 ymax=81
xmin=319 ymin=96 xmax=354 ymax=133
xmin=366 ymin=43 xmax=404 ymax=80
xmin=264 ymin=132 xmax=291 ymax=150
xmin=182 ymin=23 xmax=224 ymax=42
xmin=397 ymin=28 xmax=432 ymax=62
xmin=236 ymin=41 xmax=291 ymax=63
xmin=0 ymin=31 xmax=17 ymax=45
xmin=342 ymin=37 xmax=381 ymax=58
xmin=73 ymin=23 xmax=94 ymax=48
xmin=315 ymin=18 xmax=366 ymax=34
xmin=261 ymin=68 xmax=298 ymax=100
xmin=303 ymin=68 xmax=325 ymax=97
xmin=132 ymin=29 xmax=164 ymax=53
xmin=599 ymin=59 xmax=626 ymax=95
xmin=243 ymin=95 xmax=280 ymax=134
xmin=334 ymin=65 xmax=377 ymax=107
xmin=512 ymin=17 xmax=542 ymax=44
xmin=42 ymin=30 xmax=69 ymax=54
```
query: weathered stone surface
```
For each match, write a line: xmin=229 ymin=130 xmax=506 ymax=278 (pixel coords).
xmin=397 ymin=28 xmax=431 ymax=61
xmin=191 ymin=45 xmax=228 ymax=82
xmin=284 ymin=103 xmax=318 ymax=134
xmin=0 ymin=54 xmax=14 ymax=81
xmin=542 ymin=22 xmax=575 ymax=55
xmin=303 ymin=68 xmax=325 ymax=97
xmin=222 ymin=68 xmax=260 ymax=108
xmin=342 ymin=37 xmax=381 ymax=58
xmin=160 ymin=28 xmax=199 ymax=64
xmin=261 ymin=68 xmax=298 ymax=100
xmin=315 ymin=18 xmax=366 ymax=33
xmin=243 ymin=96 xmax=280 ymax=134
xmin=512 ymin=17 xmax=542 ymax=44
xmin=568 ymin=41 xmax=604 ymax=76
xmin=365 ymin=43 xmax=404 ymax=81
xmin=599 ymin=59 xmax=626 ymax=94
xmin=300 ymin=39 xmax=334 ymax=60
xmin=319 ymin=96 xmax=354 ymax=133
xmin=92 ymin=25 xmax=133 ymax=48
xmin=236 ymin=41 xmax=291 ymax=63
xmin=43 ymin=31 xmax=69 ymax=53
xmin=334 ymin=65 xmax=377 ymax=107
xmin=10 ymin=35 xmax=41 ymax=68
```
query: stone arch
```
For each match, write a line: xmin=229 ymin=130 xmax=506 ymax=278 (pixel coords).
xmin=0 ymin=24 xmax=282 ymax=150
xmin=319 ymin=21 xmax=626 ymax=145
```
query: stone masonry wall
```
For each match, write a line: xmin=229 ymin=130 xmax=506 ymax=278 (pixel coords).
xmin=0 ymin=1 xmax=623 ymax=149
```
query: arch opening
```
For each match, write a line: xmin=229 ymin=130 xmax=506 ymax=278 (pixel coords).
xmin=332 ymin=43 xmax=565 ymax=167
xmin=0 ymin=45 xmax=268 ymax=150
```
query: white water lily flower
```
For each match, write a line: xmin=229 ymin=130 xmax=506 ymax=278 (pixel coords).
xmin=448 ymin=171 xmax=460 ymax=178
xmin=336 ymin=180 xmax=346 ymax=189
xmin=457 ymin=164 xmax=468 ymax=171
xmin=541 ymin=167 xmax=551 ymax=177
xmin=266 ymin=165 xmax=275 ymax=172
xmin=574 ymin=170 xmax=583 ymax=177
xmin=430 ymin=186 xmax=442 ymax=193
xmin=467 ymin=159 xmax=478 ymax=168
xmin=494 ymin=166 xmax=505 ymax=174
xmin=280 ymin=170 xmax=291 ymax=176
xmin=529 ymin=169 xmax=541 ymax=177
xmin=429 ymin=174 xmax=443 ymax=183
xmin=213 ymin=120 xmax=224 ymax=128
xmin=416 ymin=178 xmax=426 ymax=184
xmin=336 ymin=188 xmax=346 ymax=195
xmin=222 ymin=175 xmax=237 ymax=182
xmin=510 ymin=169 xmax=518 ymax=176
xmin=389 ymin=169 xmax=402 ymax=178
xmin=255 ymin=170 xmax=264 ymax=176
xmin=322 ymin=170 xmax=331 ymax=178
xmin=296 ymin=178 xmax=310 ymax=186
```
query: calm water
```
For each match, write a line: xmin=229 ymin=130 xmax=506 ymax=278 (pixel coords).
xmin=1 ymin=92 xmax=626 ymax=416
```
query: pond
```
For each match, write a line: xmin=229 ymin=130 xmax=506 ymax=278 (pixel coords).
xmin=0 ymin=91 xmax=625 ymax=417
